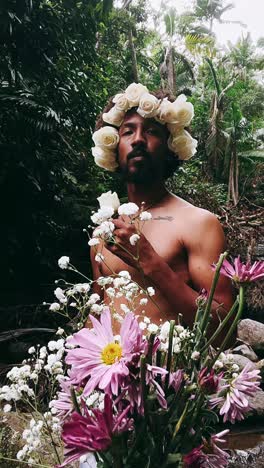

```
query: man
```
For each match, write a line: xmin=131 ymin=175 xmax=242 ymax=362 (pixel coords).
xmin=90 ymin=84 xmax=234 ymax=340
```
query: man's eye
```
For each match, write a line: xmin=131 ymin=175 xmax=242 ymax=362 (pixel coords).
xmin=123 ymin=130 xmax=133 ymax=135
xmin=147 ymin=128 xmax=158 ymax=135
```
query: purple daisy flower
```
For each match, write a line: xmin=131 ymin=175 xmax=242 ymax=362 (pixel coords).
xmin=65 ymin=308 xmax=145 ymax=396
xmin=212 ymin=256 xmax=264 ymax=284
xmin=210 ymin=364 xmax=261 ymax=423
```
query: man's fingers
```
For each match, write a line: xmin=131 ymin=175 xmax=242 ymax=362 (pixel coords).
xmin=113 ymin=229 xmax=127 ymax=239
xmin=113 ymin=218 xmax=126 ymax=228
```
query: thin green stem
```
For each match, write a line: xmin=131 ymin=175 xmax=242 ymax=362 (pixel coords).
xmin=140 ymin=355 xmax=149 ymax=421
xmin=211 ymin=286 xmax=244 ymax=365
xmin=165 ymin=320 xmax=175 ymax=392
xmin=200 ymin=252 xmax=228 ymax=335
xmin=200 ymin=296 xmax=239 ymax=353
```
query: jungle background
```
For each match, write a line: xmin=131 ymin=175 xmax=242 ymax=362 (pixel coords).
xmin=0 ymin=0 xmax=263 ymax=365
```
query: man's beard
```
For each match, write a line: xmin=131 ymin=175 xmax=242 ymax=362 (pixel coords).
xmin=119 ymin=145 xmax=163 ymax=185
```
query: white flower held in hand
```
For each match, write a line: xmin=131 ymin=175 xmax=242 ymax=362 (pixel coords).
xmin=118 ymin=202 xmax=139 ymax=216
xmin=91 ymin=206 xmax=114 ymax=225
xmin=139 ymin=211 xmax=152 ymax=221
xmin=97 ymin=191 xmax=120 ymax=211
xmin=129 ymin=234 xmax=140 ymax=246
xmin=58 ymin=256 xmax=70 ymax=269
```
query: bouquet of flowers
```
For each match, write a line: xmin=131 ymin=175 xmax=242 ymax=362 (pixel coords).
xmin=0 ymin=192 xmax=263 ymax=468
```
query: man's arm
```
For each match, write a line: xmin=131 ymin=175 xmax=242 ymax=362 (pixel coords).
xmin=142 ymin=211 xmax=234 ymax=342
xmin=108 ymin=212 xmax=234 ymax=344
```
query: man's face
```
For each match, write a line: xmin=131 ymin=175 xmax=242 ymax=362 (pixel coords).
xmin=118 ymin=110 xmax=169 ymax=184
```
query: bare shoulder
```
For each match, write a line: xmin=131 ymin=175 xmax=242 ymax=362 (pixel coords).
xmin=169 ymin=195 xmax=225 ymax=249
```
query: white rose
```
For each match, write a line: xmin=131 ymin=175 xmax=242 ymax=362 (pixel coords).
xmin=112 ymin=93 xmax=130 ymax=111
xmin=167 ymin=95 xmax=194 ymax=130
xmin=157 ymin=98 xmax=179 ymax=124
xmin=137 ymin=93 xmax=160 ymax=118
xmin=97 ymin=191 xmax=120 ymax=211
xmin=125 ymin=82 xmax=149 ymax=107
xmin=102 ymin=106 xmax=125 ymax=127
xmin=168 ymin=130 xmax=198 ymax=160
xmin=92 ymin=126 xmax=119 ymax=150
xmin=92 ymin=146 xmax=119 ymax=172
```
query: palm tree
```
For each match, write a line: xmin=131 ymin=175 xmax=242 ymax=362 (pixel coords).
xmin=190 ymin=0 xmax=241 ymax=34
xmin=158 ymin=7 xmax=196 ymax=95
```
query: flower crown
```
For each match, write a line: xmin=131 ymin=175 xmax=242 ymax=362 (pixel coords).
xmin=92 ymin=82 xmax=198 ymax=172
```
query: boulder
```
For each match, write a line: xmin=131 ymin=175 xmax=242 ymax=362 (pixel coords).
xmin=232 ymin=344 xmax=259 ymax=362
xmin=248 ymin=389 xmax=264 ymax=418
xmin=228 ymin=443 xmax=264 ymax=468
xmin=228 ymin=354 xmax=257 ymax=371
xmin=237 ymin=320 xmax=264 ymax=352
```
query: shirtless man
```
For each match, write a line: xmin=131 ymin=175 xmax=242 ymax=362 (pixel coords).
xmin=90 ymin=87 xmax=234 ymax=340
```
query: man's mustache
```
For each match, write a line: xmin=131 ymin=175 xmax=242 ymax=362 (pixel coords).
xmin=127 ymin=146 xmax=150 ymax=161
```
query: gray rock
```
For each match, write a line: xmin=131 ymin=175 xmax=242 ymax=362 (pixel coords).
xmin=237 ymin=319 xmax=264 ymax=351
xmin=229 ymin=354 xmax=257 ymax=371
xmin=248 ymin=389 xmax=264 ymax=417
xmin=232 ymin=344 xmax=259 ymax=362
xmin=228 ymin=443 xmax=264 ymax=467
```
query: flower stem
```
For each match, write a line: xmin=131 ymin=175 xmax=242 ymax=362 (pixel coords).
xmin=211 ymin=286 xmax=244 ymax=365
xmin=199 ymin=252 xmax=228 ymax=336
xmin=165 ymin=320 xmax=175 ymax=392
xmin=70 ymin=386 xmax=81 ymax=414
xmin=140 ymin=355 xmax=149 ymax=420
xmin=200 ymin=296 xmax=239 ymax=353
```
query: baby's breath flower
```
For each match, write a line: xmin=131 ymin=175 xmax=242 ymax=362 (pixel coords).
xmin=140 ymin=298 xmax=148 ymax=306
xmin=58 ymin=256 xmax=70 ymax=269
xmin=118 ymin=202 xmax=139 ymax=216
xmin=148 ymin=323 xmax=159 ymax=333
xmin=129 ymin=234 xmax=140 ymax=246
xmin=139 ymin=211 xmax=152 ymax=221
xmin=147 ymin=287 xmax=155 ymax=296
xmin=191 ymin=351 xmax=200 ymax=361
xmin=95 ymin=253 xmax=104 ymax=262
xmin=28 ymin=346 xmax=35 ymax=355
xmin=88 ymin=238 xmax=100 ymax=246
xmin=3 ymin=404 xmax=12 ymax=412
xmin=49 ymin=302 xmax=61 ymax=312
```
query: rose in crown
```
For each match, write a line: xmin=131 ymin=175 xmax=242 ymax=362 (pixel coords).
xmin=92 ymin=82 xmax=198 ymax=172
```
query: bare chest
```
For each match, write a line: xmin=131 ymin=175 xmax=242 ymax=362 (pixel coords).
xmin=99 ymin=216 xmax=189 ymax=282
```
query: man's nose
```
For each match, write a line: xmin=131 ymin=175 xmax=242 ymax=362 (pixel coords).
xmin=131 ymin=128 xmax=146 ymax=147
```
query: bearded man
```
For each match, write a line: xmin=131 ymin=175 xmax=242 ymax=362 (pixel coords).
xmin=90 ymin=83 xmax=234 ymax=341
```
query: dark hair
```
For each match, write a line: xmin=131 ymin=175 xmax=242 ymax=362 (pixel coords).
xmin=94 ymin=88 xmax=184 ymax=179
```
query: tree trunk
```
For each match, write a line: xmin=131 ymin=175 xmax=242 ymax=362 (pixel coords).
xmin=228 ymin=143 xmax=239 ymax=205
xmin=128 ymin=27 xmax=139 ymax=82
xmin=167 ymin=46 xmax=176 ymax=95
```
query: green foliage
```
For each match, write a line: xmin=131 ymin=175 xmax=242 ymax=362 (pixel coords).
xmin=0 ymin=0 xmax=113 ymax=299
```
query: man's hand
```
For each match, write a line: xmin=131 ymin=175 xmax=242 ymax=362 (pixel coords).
xmin=105 ymin=218 xmax=159 ymax=271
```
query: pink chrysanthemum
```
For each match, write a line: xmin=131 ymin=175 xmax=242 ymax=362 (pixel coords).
xmin=58 ymin=395 xmax=132 ymax=467
xmin=212 ymin=256 xmax=264 ymax=284
xmin=210 ymin=364 xmax=261 ymax=423
xmin=66 ymin=308 xmax=145 ymax=396
xmin=183 ymin=430 xmax=229 ymax=467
